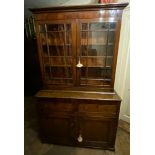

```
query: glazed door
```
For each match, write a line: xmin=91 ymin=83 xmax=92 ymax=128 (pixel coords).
xmin=36 ymin=21 xmax=76 ymax=87
xmin=76 ymin=19 xmax=118 ymax=87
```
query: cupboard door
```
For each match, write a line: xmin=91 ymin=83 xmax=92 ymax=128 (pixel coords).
xmin=39 ymin=116 xmax=75 ymax=145
xmin=37 ymin=21 xmax=76 ymax=86
xmin=77 ymin=20 xmax=118 ymax=87
xmin=77 ymin=116 xmax=117 ymax=149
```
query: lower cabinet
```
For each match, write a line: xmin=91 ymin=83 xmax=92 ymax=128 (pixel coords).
xmin=36 ymin=91 xmax=121 ymax=150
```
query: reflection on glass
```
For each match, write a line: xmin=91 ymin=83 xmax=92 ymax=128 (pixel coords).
xmin=89 ymin=31 xmax=108 ymax=44
xmin=47 ymin=24 xmax=64 ymax=31
xmin=89 ymin=23 xmax=109 ymax=30
xmin=109 ymin=23 xmax=116 ymax=29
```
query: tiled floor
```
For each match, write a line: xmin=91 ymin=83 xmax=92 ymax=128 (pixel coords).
xmin=24 ymin=97 xmax=130 ymax=155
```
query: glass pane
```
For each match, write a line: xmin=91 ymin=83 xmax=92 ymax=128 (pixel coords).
xmin=81 ymin=31 xmax=88 ymax=45
xmin=89 ymin=23 xmax=109 ymax=30
xmin=108 ymin=31 xmax=115 ymax=43
xmin=105 ymin=69 xmax=112 ymax=79
xmin=66 ymin=31 xmax=71 ymax=44
xmin=50 ymin=57 xmax=72 ymax=66
xmin=89 ymin=45 xmax=106 ymax=56
xmin=47 ymin=24 xmax=64 ymax=31
xmin=88 ymin=31 xmax=108 ymax=44
xmin=81 ymin=67 xmax=105 ymax=79
xmin=81 ymin=45 xmax=114 ymax=57
xmin=106 ymin=57 xmax=113 ymax=67
xmin=51 ymin=67 xmax=72 ymax=78
xmin=88 ymin=67 xmax=105 ymax=78
xmin=66 ymin=24 xmax=71 ymax=31
xmin=107 ymin=45 xmax=114 ymax=56
xmin=40 ymin=33 xmax=46 ymax=45
xmin=81 ymin=23 xmax=88 ymax=30
xmin=42 ymin=45 xmax=48 ymax=56
xmin=47 ymin=32 xmax=64 ymax=45
xmin=45 ymin=65 xmax=50 ymax=79
xmin=81 ymin=57 xmax=106 ymax=67
xmin=109 ymin=22 xmax=116 ymax=29
xmin=40 ymin=25 xmax=46 ymax=33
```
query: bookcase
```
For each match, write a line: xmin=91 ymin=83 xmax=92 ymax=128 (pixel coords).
xmin=30 ymin=3 xmax=128 ymax=150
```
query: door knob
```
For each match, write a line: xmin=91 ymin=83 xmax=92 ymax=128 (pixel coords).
xmin=77 ymin=134 xmax=83 ymax=142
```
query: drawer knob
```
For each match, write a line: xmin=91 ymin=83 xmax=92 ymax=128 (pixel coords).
xmin=77 ymin=134 xmax=83 ymax=142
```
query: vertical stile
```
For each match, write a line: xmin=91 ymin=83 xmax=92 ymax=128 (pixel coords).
xmin=86 ymin=23 xmax=89 ymax=85
xmin=104 ymin=22 xmax=110 ymax=86
xmin=45 ymin=24 xmax=52 ymax=80
xmin=63 ymin=24 xmax=69 ymax=80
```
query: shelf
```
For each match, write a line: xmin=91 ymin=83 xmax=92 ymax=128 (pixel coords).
xmin=44 ymin=64 xmax=72 ymax=67
xmin=42 ymin=44 xmax=71 ymax=46
xmin=81 ymin=29 xmax=116 ymax=32
xmin=81 ymin=78 xmax=111 ymax=81
xmin=80 ymin=66 xmax=112 ymax=69
xmin=44 ymin=56 xmax=73 ymax=58
xmin=80 ymin=56 xmax=113 ymax=58
xmin=40 ymin=30 xmax=71 ymax=33
xmin=50 ymin=77 xmax=72 ymax=80
xmin=81 ymin=43 xmax=113 ymax=46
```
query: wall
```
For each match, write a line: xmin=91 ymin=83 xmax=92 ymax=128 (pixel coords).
xmin=24 ymin=0 xmax=97 ymax=18
xmin=114 ymin=1 xmax=130 ymax=123
xmin=24 ymin=0 xmax=70 ymax=18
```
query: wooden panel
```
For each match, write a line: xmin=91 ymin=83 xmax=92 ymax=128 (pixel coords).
xmin=39 ymin=117 xmax=75 ymax=144
xmin=78 ymin=104 xmax=117 ymax=116
xmin=33 ymin=10 xmax=119 ymax=21
xmin=77 ymin=117 xmax=117 ymax=149
xmin=30 ymin=3 xmax=128 ymax=13
xmin=38 ymin=102 xmax=75 ymax=117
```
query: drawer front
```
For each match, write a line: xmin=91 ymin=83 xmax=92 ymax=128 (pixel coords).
xmin=37 ymin=101 xmax=75 ymax=117
xmin=78 ymin=103 xmax=118 ymax=117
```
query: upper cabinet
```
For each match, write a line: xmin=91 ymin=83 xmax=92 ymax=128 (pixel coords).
xmin=30 ymin=3 xmax=128 ymax=89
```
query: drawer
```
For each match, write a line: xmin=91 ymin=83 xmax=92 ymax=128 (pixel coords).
xmin=38 ymin=102 xmax=75 ymax=116
xmin=78 ymin=104 xmax=118 ymax=116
